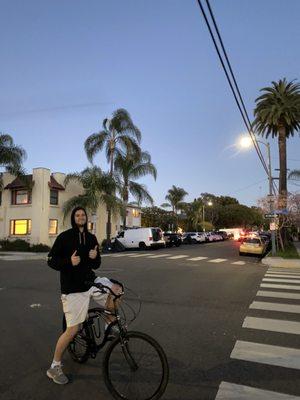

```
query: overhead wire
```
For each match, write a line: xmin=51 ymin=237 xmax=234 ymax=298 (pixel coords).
xmin=196 ymin=0 xmax=277 ymax=195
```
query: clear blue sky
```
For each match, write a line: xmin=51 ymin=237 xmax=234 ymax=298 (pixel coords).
xmin=1 ymin=0 xmax=300 ymax=207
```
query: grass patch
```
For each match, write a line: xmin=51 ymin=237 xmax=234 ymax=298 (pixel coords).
xmin=275 ymin=242 xmax=300 ymax=259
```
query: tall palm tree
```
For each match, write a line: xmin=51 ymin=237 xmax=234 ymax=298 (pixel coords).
xmin=0 ymin=133 xmax=26 ymax=188
xmin=161 ymin=185 xmax=188 ymax=214
xmin=63 ymin=166 xmax=122 ymax=238
xmin=114 ymin=151 xmax=157 ymax=229
xmin=84 ymin=109 xmax=142 ymax=239
xmin=253 ymin=79 xmax=300 ymax=209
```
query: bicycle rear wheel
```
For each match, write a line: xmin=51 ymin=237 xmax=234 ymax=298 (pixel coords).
xmin=103 ymin=331 xmax=169 ymax=400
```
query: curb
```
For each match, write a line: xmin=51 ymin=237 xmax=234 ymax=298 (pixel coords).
xmin=262 ymin=256 xmax=300 ymax=269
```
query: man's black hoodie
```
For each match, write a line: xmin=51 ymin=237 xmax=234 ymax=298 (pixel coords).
xmin=47 ymin=207 xmax=101 ymax=294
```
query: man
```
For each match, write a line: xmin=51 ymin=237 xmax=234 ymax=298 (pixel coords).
xmin=46 ymin=206 xmax=121 ymax=385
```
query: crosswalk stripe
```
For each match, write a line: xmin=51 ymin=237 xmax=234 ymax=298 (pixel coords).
xmin=147 ymin=254 xmax=171 ymax=258
xmin=267 ymin=271 xmax=300 ymax=276
xmin=232 ymin=261 xmax=246 ymax=265
xmin=128 ymin=254 xmax=151 ymax=258
xmin=166 ymin=255 xmax=188 ymax=260
xmin=231 ymin=340 xmax=300 ymax=370
xmin=263 ymin=278 xmax=300 ymax=284
xmin=186 ymin=256 xmax=208 ymax=261
xmin=261 ymin=283 xmax=300 ymax=291
xmin=268 ymin=268 xmax=300 ymax=274
xmin=266 ymin=273 xmax=300 ymax=278
xmin=256 ymin=290 xmax=300 ymax=300
xmin=208 ymin=258 xmax=227 ymax=263
xmin=242 ymin=316 xmax=300 ymax=335
xmin=110 ymin=254 xmax=132 ymax=257
xmin=250 ymin=301 xmax=300 ymax=314
xmin=215 ymin=381 xmax=300 ymax=400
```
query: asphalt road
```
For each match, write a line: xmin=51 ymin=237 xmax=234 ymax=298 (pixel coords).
xmin=1 ymin=241 xmax=300 ymax=400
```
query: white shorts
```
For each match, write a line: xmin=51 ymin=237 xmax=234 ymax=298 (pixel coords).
xmin=61 ymin=286 xmax=109 ymax=328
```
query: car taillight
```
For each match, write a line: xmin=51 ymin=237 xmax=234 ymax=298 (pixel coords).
xmin=149 ymin=237 xmax=153 ymax=240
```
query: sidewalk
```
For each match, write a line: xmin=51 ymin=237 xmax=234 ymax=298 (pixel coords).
xmin=0 ymin=252 xmax=47 ymax=261
xmin=261 ymin=241 xmax=300 ymax=269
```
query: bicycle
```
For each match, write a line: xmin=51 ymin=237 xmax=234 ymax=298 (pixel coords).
xmin=66 ymin=279 xmax=169 ymax=400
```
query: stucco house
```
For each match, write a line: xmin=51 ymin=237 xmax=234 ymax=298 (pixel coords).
xmin=0 ymin=167 xmax=141 ymax=246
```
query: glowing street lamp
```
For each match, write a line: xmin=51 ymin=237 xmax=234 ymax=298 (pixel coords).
xmin=202 ymin=201 xmax=213 ymax=232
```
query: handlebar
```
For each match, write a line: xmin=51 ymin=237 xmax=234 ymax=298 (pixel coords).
xmin=85 ymin=280 xmax=124 ymax=299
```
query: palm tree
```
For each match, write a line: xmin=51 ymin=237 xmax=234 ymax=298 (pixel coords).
xmin=84 ymin=109 xmax=142 ymax=239
xmin=63 ymin=166 xmax=122 ymax=238
xmin=161 ymin=185 xmax=188 ymax=214
xmin=114 ymin=151 xmax=157 ymax=229
xmin=253 ymin=79 xmax=300 ymax=209
xmin=0 ymin=133 xmax=26 ymax=188
xmin=289 ymin=169 xmax=300 ymax=180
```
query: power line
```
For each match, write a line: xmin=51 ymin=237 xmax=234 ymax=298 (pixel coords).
xmin=195 ymin=0 xmax=277 ymax=195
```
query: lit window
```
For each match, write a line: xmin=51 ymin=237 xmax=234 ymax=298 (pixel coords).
xmin=50 ymin=190 xmax=58 ymax=205
xmin=12 ymin=190 xmax=31 ymax=205
xmin=88 ymin=222 xmax=94 ymax=231
xmin=10 ymin=219 xmax=31 ymax=235
xmin=132 ymin=209 xmax=139 ymax=218
xmin=49 ymin=219 xmax=58 ymax=235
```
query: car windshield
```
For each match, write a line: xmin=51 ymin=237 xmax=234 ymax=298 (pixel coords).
xmin=244 ymin=238 xmax=261 ymax=244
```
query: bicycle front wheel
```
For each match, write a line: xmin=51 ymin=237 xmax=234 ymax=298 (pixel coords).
xmin=103 ymin=331 xmax=169 ymax=400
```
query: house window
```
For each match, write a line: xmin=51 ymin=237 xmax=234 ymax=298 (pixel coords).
xmin=10 ymin=219 xmax=31 ymax=235
xmin=11 ymin=190 xmax=31 ymax=205
xmin=49 ymin=219 xmax=58 ymax=235
xmin=132 ymin=209 xmax=139 ymax=218
xmin=50 ymin=190 xmax=58 ymax=205
xmin=88 ymin=222 xmax=94 ymax=231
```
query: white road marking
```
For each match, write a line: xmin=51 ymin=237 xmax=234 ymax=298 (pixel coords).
xmin=257 ymin=291 xmax=300 ymax=300
xmin=243 ymin=316 xmax=300 ymax=335
xmin=266 ymin=273 xmax=300 ymax=278
xmin=30 ymin=304 xmax=41 ymax=308
xmin=250 ymin=301 xmax=300 ymax=314
xmin=268 ymin=268 xmax=300 ymax=274
xmin=263 ymin=278 xmax=300 ymax=284
xmin=215 ymin=381 xmax=300 ymax=400
xmin=147 ymin=254 xmax=172 ymax=258
xmin=261 ymin=283 xmax=300 ymax=291
xmin=128 ymin=254 xmax=151 ymax=258
xmin=231 ymin=261 xmax=246 ymax=265
xmin=166 ymin=255 xmax=188 ymax=260
xmin=208 ymin=258 xmax=227 ymax=263
xmin=110 ymin=253 xmax=133 ymax=257
xmin=267 ymin=271 xmax=300 ymax=276
xmin=231 ymin=340 xmax=300 ymax=370
xmin=186 ymin=256 xmax=208 ymax=261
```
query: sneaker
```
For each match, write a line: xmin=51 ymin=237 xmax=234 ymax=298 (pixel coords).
xmin=46 ymin=364 xmax=69 ymax=385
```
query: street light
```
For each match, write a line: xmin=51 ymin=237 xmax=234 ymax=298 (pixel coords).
xmin=202 ymin=201 xmax=213 ymax=232
xmin=238 ymin=135 xmax=276 ymax=255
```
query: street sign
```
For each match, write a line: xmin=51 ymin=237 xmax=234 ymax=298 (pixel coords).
xmin=265 ymin=213 xmax=279 ymax=219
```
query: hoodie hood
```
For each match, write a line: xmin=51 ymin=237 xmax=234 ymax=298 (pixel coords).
xmin=71 ymin=207 xmax=88 ymax=232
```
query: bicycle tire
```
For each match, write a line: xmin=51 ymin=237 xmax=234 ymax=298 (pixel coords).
xmin=103 ymin=331 xmax=169 ymax=400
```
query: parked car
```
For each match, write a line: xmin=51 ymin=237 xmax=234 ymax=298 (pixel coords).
xmin=163 ymin=232 xmax=182 ymax=247
xmin=182 ymin=232 xmax=206 ymax=244
xmin=115 ymin=227 xmax=165 ymax=250
xmin=239 ymin=236 xmax=267 ymax=256
xmin=217 ymin=231 xmax=228 ymax=240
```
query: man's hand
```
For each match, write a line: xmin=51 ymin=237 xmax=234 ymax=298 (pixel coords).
xmin=71 ymin=250 xmax=80 ymax=266
xmin=89 ymin=245 xmax=98 ymax=260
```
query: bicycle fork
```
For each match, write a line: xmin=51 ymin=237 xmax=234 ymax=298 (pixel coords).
xmin=120 ymin=338 xmax=139 ymax=371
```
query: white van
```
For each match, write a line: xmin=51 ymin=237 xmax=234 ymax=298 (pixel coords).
xmin=115 ymin=227 xmax=165 ymax=250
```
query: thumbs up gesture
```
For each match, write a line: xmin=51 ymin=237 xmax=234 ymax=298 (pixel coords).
xmin=89 ymin=245 xmax=98 ymax=260
xmin=71 ymin=250 xmax=80 ymax=266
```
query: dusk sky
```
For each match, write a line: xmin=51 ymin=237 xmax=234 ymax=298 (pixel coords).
xmin=1 ymin=0 xmax=300 ymax=207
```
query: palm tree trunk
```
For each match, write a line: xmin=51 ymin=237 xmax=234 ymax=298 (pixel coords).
xmin=278 ymin=125 xmax=287 ymax=209
xmin=106 ymin=149 xmax=114 ymax=241
xmin=123 ymin=186 xmax=129 ymax=230
xmin=278 ymin=125 xmax=288 ymax=246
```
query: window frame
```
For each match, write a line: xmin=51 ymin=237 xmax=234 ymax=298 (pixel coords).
xmin=48 ymin=219 xmax=58 ymax=235
xmin=50 ymin=189 xmax=59 ymax=205
xmin=11 ymin=189 xmax=32 ymax=205
xmin=10 ymin=219 xmax=32 ymax=235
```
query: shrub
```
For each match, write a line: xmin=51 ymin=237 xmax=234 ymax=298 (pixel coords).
xmin=30 ymin=243 xmax=51 ymax=252
xmin=0 ymin=239 xmax=31 ymax=251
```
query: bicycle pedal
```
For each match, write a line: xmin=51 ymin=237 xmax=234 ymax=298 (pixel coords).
xmin=90 ymin=352 xmax=97 ymax=359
